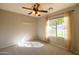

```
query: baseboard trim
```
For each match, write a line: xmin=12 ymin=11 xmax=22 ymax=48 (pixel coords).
xmin=49 ymin=42 xmax=79 ymax=55
xmin=49 ymin=42 xmax=68 ymax=50
xmin=71 ymin=51 xmax=79 ymax=55
xmin=0 ymin=42 xmax=16 ymax=49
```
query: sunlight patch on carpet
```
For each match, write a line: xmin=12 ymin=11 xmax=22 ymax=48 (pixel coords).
xmin=17 ymin=41 xmax=44 ymax=48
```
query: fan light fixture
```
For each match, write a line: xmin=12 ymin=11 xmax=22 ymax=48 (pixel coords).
xmin=22 ymin=3 xmax=48 ymax=16
xmin=32 ymin=11 xmax=40 ymax=16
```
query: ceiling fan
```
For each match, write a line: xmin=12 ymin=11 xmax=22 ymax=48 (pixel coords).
xmin=22 ymin=3 xmax=48 ymax=16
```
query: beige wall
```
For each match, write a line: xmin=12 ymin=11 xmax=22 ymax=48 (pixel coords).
xmin=71 ymin=6 xmax=79 ymax=53
xmin=37 ymin=18 xmax=46 ymax=41
xmin=0 ymin=9 xmax=37 ymax=48
xmin=37 ymin=5 xmax=79 ymax=54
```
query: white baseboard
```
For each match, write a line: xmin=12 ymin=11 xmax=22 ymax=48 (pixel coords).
xmin=0 ymin=42 xmax=16 ymax=49
xmin=49 ymin=42 xmax=68 ymax=50
xmin=73 ymin=51 xmax=79 ymax=55
xmin=49 ymin=42 xmax=79 ymax=55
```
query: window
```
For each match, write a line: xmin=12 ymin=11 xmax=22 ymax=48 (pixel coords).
xmin=47 ymin=16 xmax=68 ymax=39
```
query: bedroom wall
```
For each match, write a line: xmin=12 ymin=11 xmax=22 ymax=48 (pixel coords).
xmin=37 ymin=4 xmax=79 ymax=54
xmin=0 ymin=9 xmax=37 ymax=48
xmin=37 ymin=17 xmax=46 ymax=41
xmin=71 ymin=6 xmax=79 ymax=54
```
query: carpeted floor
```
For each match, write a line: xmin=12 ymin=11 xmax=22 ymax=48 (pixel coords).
xmin=0 ymin=41 xmax=73 ymax=55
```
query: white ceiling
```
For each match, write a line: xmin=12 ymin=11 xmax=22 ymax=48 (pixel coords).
xmin=0 ymin=3 xmax=77 ymax=17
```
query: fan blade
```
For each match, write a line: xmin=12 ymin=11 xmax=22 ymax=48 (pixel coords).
xmin=22 ymin=7 xmax=33 ymax=10
xmin=38 ymin=10 xmax=48 ymax=13
xmin=28 ymin=12 xmax=32 ymax=14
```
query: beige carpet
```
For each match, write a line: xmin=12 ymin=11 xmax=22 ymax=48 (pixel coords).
xmin=0 ymin=41 xmax=73 ymax=55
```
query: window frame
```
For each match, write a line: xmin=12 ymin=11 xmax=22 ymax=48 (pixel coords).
xmin=47 ymin=16 xmax=68 ymax=39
